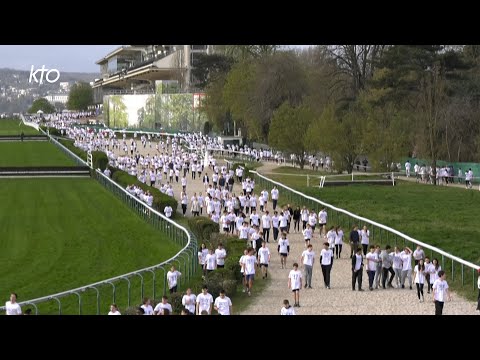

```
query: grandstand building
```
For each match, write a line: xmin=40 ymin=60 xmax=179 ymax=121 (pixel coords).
xmin=92 ymin=45 xmax=211 ymax=103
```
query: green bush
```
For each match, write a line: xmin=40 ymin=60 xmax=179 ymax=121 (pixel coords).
xmin=40 ymin=126 xmax=62 ymax=137
xmin=92 ymin=151 xmax=109 ymax=171
xmin=58 ymin=139 xmax=87 ymax=161
xmin=112 ymin=168 xmax=178 ymax=216
xmin=187 ymin=217 xmax=220 ymax=243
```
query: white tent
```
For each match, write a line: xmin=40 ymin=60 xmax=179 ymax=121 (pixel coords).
xmin=36 ymin=110 xmax=44 ymax=114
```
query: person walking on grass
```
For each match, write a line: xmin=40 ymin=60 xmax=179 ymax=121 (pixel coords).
xmin=288 ymin=262 xmax=303 ymax=307
xmin=432 ymin=270 xmax=451 ymax=315
xmin=301 ymin=244 xmax=315 ymax=289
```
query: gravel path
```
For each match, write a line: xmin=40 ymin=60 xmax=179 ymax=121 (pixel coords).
xmin=110 ymin=144 xmax=478 ymax=315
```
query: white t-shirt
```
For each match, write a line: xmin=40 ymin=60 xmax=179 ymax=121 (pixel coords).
xmin=318 ymin=210 xmax=327 ymax=224
xmin=302 ymin=249 xmax=315 ymax=266
xmin=365 ymin=252 xmax=378 ymax=271
xmin=214 ymin=296 xmax=232 ymax=315
xmin=281 ymin=306 xmax=296 ymax=315
xmin=167 ymin=270 xmax=181 ymax=288
xmin=271 ymin=188 xmax=279 ymax=200
xmin=414 ymin=265 xmax=425 ymax=284
xmin=258 ymin=247 xmax=271 ymax=264
xmin=182 ymin=294 xmax=197 ymax=314
xmin=215 ymin=248 xmax=227 ymax=266
xmin=205 ymin=253 xmax=217 ymax=270
xmin=288 ymin=269 xmax=303 ymax=290
xmin=164 ymin=206 xmax=173 ymax=218
xmin=261 ymin=215 xmax=271 ymax=228
xmin=154 ymin=302 xmax=173 ymax=314
xmin=433 ymin=279 xmax=449 ymax=302
xmin=108 ymin=311 xmax=121 ymax=315
xmin=141 ymin=304 xmax=154 ymax=315
xmin=320 ymin=249 xmax=334 ymax=266
xmin=5 ymin=301 xmax=22 ymax=315
xmin=243 ymin=255 xmax=257 ymax=275
xmin=196 ymin=292 xmax=214 ymax=314
xmin=278 ymin=238 xmax=289 ymax=254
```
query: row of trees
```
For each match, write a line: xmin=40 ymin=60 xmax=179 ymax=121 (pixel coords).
xmin=200 ymin=45 xmax=480 ymax=177
xmin=28 ymin=82 xmax=93 ymax=114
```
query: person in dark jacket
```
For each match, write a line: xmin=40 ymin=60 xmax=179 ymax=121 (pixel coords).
xmin=351 ymin=247 xmax=364 ymax=291
xmin=349 ymin=225 xmax=360 ymax=258
xmin=293 ymin=206 xmax=301 ymax=233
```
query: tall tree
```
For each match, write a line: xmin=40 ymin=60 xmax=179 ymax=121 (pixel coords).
xmin=269 ymin=102 xmax=314 ymax=169
xmin=28 ymin=98 xmax=55 ymax=114
xmin=67 ymin=82 xmax=93 ymax=111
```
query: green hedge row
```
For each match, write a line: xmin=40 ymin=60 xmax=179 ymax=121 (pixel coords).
xmin=58 ymin=138 xmax=87 ymax=161
xmin=109 ymin=167 xmax=178 ymax=216
xmin=187 ymin=217 xmax=220 ymax=243
xmin=40 ymin=125 xmax=62 ymax=137
xmin=92 ymin=151 xmax=109 ymax=171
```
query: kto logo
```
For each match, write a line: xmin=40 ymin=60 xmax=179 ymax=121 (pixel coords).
xmin=29 ymin=65 xmax=60 ymax=84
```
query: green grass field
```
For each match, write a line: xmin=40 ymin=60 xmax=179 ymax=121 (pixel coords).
xmin=0 ymin=142 xmax=76 ymax=167
xmin=0 ymin=118 xmax=40 ymax=135
xmin=0 ymin=178 xmax=181 ymax=313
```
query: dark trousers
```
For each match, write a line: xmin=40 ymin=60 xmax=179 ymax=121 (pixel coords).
xmin=321 ymin=264 xmax=332 ymax=287
xmin=350 ymin=242 xmax=359 ymax=257
xmin=367 ymin=270 xmax=375 ymax=289
xmin=382 ymin=267 xmax=395 ymax=288
xmin=435 ymin=300 xmax=444 ymax=315
xmin=362 ymin=244 xmax=368 ymax=256
xmin=273 ymin=199 xmax=277 ymax=210
xmin=416 ymin=283 xmax=424 ymax=299
xmin=181 ymin=204 xmax=187 ymax=215
xmin=294 ymin=220 xmax=300 ymax=232
xmin=263 ymin=228 xmax=270 ymax=242
xmin=335 ymin=244 xmax=342 ymax=258
xmin=352 ymin=269 xmax=363 ymax=290
xmin=273 ymin=227 xmax=279 ymax=241
xmin=302 ymin=220 xmax=307 ymax=230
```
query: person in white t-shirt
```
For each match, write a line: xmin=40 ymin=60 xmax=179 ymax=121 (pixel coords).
xmin=164 ymin=205 xmax=173 ymax=218
xmin=141 ymin=297 xmax=154 ymax=315
xmin=154 ymin=296 xmax=173 ymax=315
xmin=277 ymin=232 xmax=290 ymax=269
xmin=5 ymin=293 xmax=22 ymax=315
xmin=432 ymin=270 xmax=451 ymax=315
xmin=301 ymin=244 xmax=315 ymax=289
xmin=214 ymin=289 xmax=233 ymax=315
xmin=215 ymin=243 xmax=227 ymax=269
xmin=108 ymin=303 xmax=121 ymax=315
xmin=182 ymin=288 xmax=197 ymax=315
xmin=196 ymin=285 xmax=214 ymax=315
xmin=167 ymin=265 xmax=182 ymax=293
xmin=257 ymin=241 xmax=271 ymax=279
xmin=242 ymin=247 xmax=257 ymax=296
xmin=413 ymin=259 xmax=426 ymax=302
xmin=280 ymin=299 xmax=295 ymax=315
xmin=405 ymin=160 xmax=411 ymax=177
xmin=288 ymin=262 xmax=303 ymax=307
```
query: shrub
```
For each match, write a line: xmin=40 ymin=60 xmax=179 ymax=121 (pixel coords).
xmin=112 ymin=168 xmax=178 ymax=216
xmin=92 ymin=151 xmax=108 ymax=171
xmin=58 ymin=139 xmax=87 ymax=161
xmin=187 ymin=217 xmax=219 ymax=243
xmin=40 ymin=126 xmax=62 ymax=137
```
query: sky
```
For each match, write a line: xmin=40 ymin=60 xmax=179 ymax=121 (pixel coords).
xmin=0 ymin=45 xmax=120 ymax=73
xmin=0 ymin=45 xmax=311 ymax=73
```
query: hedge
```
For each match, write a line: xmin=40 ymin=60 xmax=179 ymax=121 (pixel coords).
xmin=92 ymin=151 xmax=109 ymax=171
xmin=58 ymin=138 xmax=87 ymax=161
xmin=187 ymin=217 xmax=220 ymax=243
xmin=40 ymin=126 xmax=62 ymax=137
xmin=111 ymin=167 xmax=178 ymax=216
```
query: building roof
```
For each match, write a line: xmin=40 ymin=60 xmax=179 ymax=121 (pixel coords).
xmin=95 ymin=45 xmax=147 ymax=65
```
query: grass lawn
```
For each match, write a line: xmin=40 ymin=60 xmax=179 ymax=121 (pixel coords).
xmin=0 ymin=142 xmax=76 ymax=167
xmin=0 ymin=178 xmax=181 ymax=314
xmin=0 ymin=118 xmax=39 ymax=135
